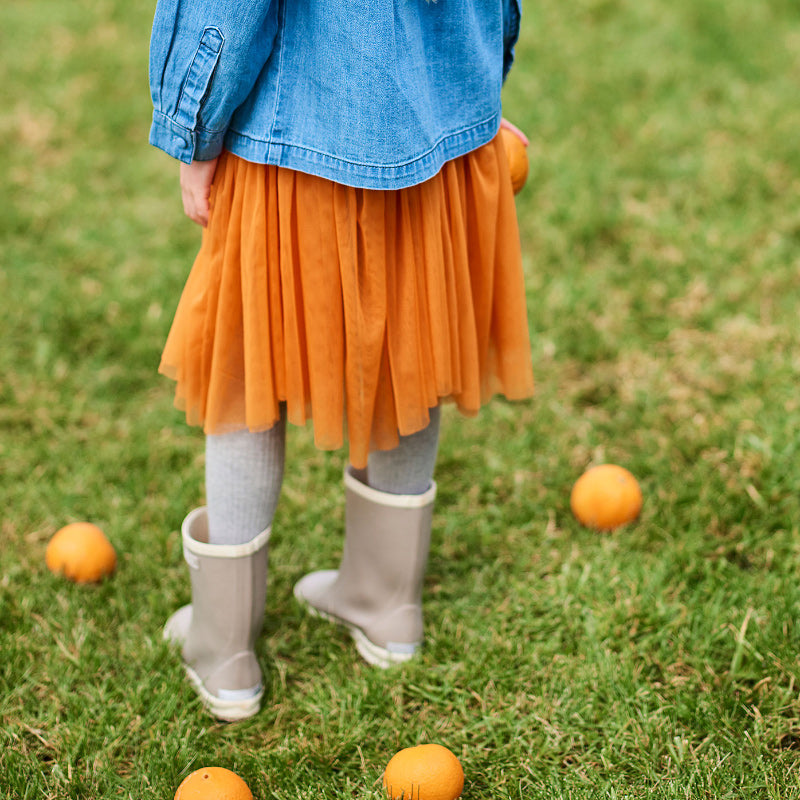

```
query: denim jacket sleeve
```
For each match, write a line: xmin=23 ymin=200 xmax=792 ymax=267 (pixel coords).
xmin=502 ymin=0 xmax=522 ymax=81
xmin=149 ymin=0 xmax=279 ymax=163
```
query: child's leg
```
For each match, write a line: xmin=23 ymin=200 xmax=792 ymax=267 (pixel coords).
xmin=366 ymin=406 xmax=441 ymax=495
xmin=164 ymin=414 xmax=286 ymax=721
xmin=205 ymin=412 xmax=286 ymax=545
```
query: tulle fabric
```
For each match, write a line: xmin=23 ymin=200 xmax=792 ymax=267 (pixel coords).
xmin=159 ymin=134 xmax=534 ymax=468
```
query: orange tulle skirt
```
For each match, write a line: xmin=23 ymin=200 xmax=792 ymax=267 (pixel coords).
xmin=159 ymin=133 xmax=534 ymax=468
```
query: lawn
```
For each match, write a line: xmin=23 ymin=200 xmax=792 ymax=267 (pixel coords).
xmin=2 ymin=0 xmax=800 ymax=797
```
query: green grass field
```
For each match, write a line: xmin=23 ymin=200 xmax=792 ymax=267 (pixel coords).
xmin=2 ymin=0 xmax=800 ymax=797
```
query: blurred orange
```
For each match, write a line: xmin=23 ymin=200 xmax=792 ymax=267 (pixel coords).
xmin=500 ymin=126 xmax=529 ymax=194
xmin=45 ymin=522 xmax=116 ymax=583
xmin=570 ymin=465 xmax=643 ymax=530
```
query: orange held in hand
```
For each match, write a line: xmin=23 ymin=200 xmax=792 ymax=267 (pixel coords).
xmin=570 ymin=464 xmax=643 ymax=531
xmin=383 ymin=743 xmax=464 ymax=800
xmin=500 ymin=126 xmax=529 ymax=194
xmin=174 ymin=767 xmax=253 ymax=800
xmin=45 ymin=522 xmax=117 ymax=583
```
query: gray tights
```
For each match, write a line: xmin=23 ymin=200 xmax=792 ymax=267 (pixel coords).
xmin=205 ymin=407 xmax=440 ymax=545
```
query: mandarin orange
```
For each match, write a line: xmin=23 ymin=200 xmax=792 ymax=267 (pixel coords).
xmin=45 ymin=522 xmax=117 ymax=583
xmin=174 ymin=767 xmax=253 ymax=800
xmin=500 ymin=126 xmax=529 ymax=194
xmin=570 ymin=464 xmax=643 ymax=530
xmin=383 ymin=743 xmax=464 ymax=800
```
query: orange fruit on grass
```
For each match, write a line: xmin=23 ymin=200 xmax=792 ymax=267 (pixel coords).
xmin=174 ymin=767 xmax=253 ymax=800
xmin=570 ymin=464 xmax=643 ymax=531
xmin=45 ymin=522 xmax=116 ymax=583
xmin=383 ymin=743 xmax=464 ymax=800
xmin=500 ymin=126 xmax=529 ymax=194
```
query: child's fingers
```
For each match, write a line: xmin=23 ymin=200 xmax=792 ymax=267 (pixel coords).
xmin=179 ymin=158 xmax=219 ymax=227
xmin=181 ymin=186 xmax=210 ymax=227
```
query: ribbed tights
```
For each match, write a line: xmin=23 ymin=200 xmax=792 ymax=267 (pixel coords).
xmin=204 ymin=407 xmax=440 ymax=545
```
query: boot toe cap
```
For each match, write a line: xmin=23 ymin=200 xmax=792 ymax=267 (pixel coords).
xmin=293 ymin=569 xmax=339 ymax=609
xmin=164 ymin=604 xmax=193 ymax=645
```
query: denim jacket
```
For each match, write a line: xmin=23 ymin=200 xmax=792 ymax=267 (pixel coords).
xmin=149 ymin=0 xmax=521 ymax=189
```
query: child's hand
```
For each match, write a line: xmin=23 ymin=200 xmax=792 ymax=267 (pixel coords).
xmin=180 ymin=157 xmax=219 ymax=227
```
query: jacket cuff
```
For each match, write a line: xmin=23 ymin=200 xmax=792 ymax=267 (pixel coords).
xmin=149 ymin=111 xmax=224 ymax=163
xmin=149 ymin=111 xmax=194 ymax=163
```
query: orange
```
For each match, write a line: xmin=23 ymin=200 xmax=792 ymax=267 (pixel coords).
xmin=570 ymin=464 xmax=643 ymax=531
xmin=500 ymin=126 xmax=529 ymax=194
xmin=174 ymin=767 xmax=253 ymax=800
xmin=45 ymin=522 xmax=117 ymax=583
xmin=383 ymin=743 xmax=464 ymax=800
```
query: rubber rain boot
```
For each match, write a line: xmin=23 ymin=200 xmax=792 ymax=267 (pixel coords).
xmin=164 ymin=507 xmax=270 ymax=721
xmin=293 ymin=468 xmax=435 ymax=668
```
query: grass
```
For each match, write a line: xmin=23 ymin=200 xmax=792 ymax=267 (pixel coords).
xmin=2 ymin=0 xmax=800 ymax=796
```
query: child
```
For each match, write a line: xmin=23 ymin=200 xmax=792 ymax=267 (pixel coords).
xmin=149 ymin=0 xmax=534 ymax=721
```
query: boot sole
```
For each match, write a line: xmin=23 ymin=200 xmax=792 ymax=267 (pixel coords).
xmin=164 ymin=617 xmax=263 ymax=722
xmin=183 ymin=663 xmax=263 ymax=722
xmin=298 ymin=600 xmax=420 ymax=669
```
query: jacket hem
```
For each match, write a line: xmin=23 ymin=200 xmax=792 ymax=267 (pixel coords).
xmin=220 ymin=112 xmax=502 ymax=190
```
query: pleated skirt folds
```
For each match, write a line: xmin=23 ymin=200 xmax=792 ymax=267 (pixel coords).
xmin=159 ymin=133 xmax=534 ymax=468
